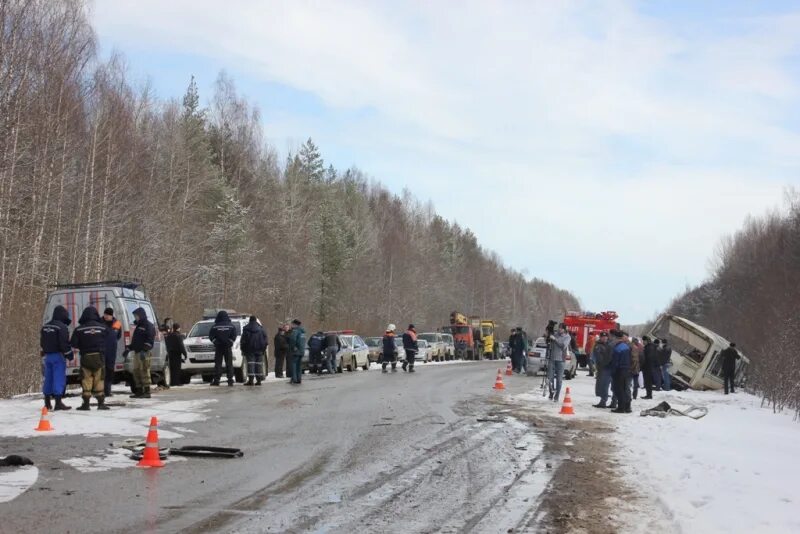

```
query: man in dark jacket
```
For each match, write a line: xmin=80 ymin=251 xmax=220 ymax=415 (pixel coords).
xmin=381 ymin=325 xmax=398 ymax=373
xmin=402 ymin=324 xmax=418 ymax=373
xmin=165 ymin=323 xmax=188 ymax=386
xmin=40 ymin=305 xmax=73 ymax=411
xmin=509 ymin=328 xmax=524 ymax=373
xmin=307 ymin=330 xmax=326 ymax=375
xmin=273 ymin=325 xmax=289 ymax=378
xmin=323 ymin=330 xmax=341 ymax=374
xmin=209 ymin=310 xmax=237 ymax=387
xmin=608 ymin=330 xmax=633 ymax=414
xmin=659 ymin=340 xmax=673 ymax=391
xmin=592 ymin=332 xmax=613 ymax=408
xmin=652 ymin=339 xmax=664 ymax=390
xmin=127 ymin=307 xmax=156 ymax=398
xmin=102 ymin=307 xmax=122 ymax=397
xmin=70 ymin=306 xmax=110 ymax=410
xmin=721 ymin=342 xmax=741 ymax=394
xmin=241 ymin=316 xmax=268 ymax=385
xmin=641 ymin=336 xmax=657 ymax=399
xmin=287 ymin=319 xmax=306 ymax=384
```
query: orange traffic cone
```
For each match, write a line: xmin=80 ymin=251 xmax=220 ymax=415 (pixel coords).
xmin=493 ymin=369 xmax=506 ymax=390
xmin=35 ymin=407 xmax=53 ymax=432
xmin=505 ymin=360 xmax=513 ymax=376
xmin=137 ymin=416 xmax=164 ymax=468
xmin=559 ymin=387 xmax=575 ymax=415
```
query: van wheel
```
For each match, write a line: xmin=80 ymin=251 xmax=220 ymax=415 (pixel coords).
xmin=346 ymin=357 xmax=354 ymax=372
xmin=161 ymin=364 xmax=171 ymax=387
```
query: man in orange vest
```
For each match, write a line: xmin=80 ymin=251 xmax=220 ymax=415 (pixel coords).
xmin=102 ymin=307 xmax=122 ymax=398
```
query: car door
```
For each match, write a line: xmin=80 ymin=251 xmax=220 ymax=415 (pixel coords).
xmin=353 ymin=336 xmax=369 ymax=366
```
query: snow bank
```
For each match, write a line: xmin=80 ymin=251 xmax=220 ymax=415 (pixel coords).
xmin=0 ymin=466 xmax=38 ymax=503
xmin=514 ymin=373 xmax=800 ymax=534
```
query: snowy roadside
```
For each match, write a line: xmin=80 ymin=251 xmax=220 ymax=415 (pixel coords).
xmin=513 ymin=372 xmax=800 ymax=534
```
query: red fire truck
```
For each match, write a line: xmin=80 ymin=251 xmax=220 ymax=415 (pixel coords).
xmin=563 ymin=311 xmax=620 ymax=366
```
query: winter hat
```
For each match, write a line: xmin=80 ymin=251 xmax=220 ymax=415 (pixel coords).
xmin=103 ymin=307 xmax=114 ymax=316
xmin=249 ymin=315 xmax=257 ymax=322
xmin=408 ymin=324 xmax=415 ymax=330
xmin=730 ymin=342 xmax=736 ymax=347
xmin=292 ymin=319 xmax=302 ymax=326
xmin=387 ymin=324 xmax=396 ymax=332
xmin=172 ymin=323 xmax=181 ymax=330
xmin=642 ymin=335 xmax=651 ymax=342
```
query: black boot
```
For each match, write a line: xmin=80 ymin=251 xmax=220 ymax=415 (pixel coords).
xmin=44 ymin=395 xmax=53 ymax=410
xmin=53 ymin=396 xmax=71 ymax=411
xmin=141 ymin=387 xmax=151 ymax=399
xmin=409 ymin=367 xmax=415 ymax=373
xmin=96 ymin=397 xmax=110 ymax=410
xmin=402 ymin=362 xmax=408 ymax=372
xmin=130 ymin=388 xmax=143 ymax=398
xmin=245 ymin=377 xmax=254 ymax=386
xmin=382 ymin=364 xmax=388 ymax=373
xmin=76 ymin=397 xmax=91 ymax=411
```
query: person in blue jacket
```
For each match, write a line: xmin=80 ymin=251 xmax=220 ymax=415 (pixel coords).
xmin=40 ymin=305 xmax=73 ymax=411
xmin=608 ymin=330 xmax=632 ymax=414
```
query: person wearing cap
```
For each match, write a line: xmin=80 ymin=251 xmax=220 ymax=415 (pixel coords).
xmin=126 ymin=307 xmax=156 ymax=398
xmin=592 ymin=331 xmax=613 ymax=407
xmin=322 ymin=330 xmax=340 ymax=375
xmin=629 ymin=335 xmax=642 ymax=400
xmin=273 ymin=325 xmax=290 ymax=379
xmin=40 ymin=305 xmax=74 ymax=411
xmin=659 ymin=338 xmax=673 ymax=391
xmin=209 ymin=310 xmax=237 ymax=387
xmin=287 ymin=319 xmax=306 ymax=384
xmin=307 ymin=330 xmax=326 ymax=375
xmin=608 ymin=330 xmax=633 ymax=413
xmin=102 ymin=307 xmax=122 ymax=397
xmin=70 ymin=306 xmax=110 ymax=410
xmin=641 ymin=336 xmax=656 ymax=399
xmin=165 ymin=323 xmax=188 ymax=386
xmin=547 ymin=323 xmax=571 ymax=401
xmin=382 ymin=324 xmax=398 ymax=373
xmin=509 ymin=328 xmax=524 ymax=373
xmin=720 ymin=342 xmax=741 ymax=394
xmin=241 ymin=316 xmax=268 ymax=385
xmin=402 ymin=324 xmax=418 ymax=372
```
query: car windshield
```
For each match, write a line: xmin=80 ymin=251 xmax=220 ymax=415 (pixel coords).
xmin=418 ymin=340 xmax=429 ymax=348
xmin=339 ymin=335 xmax=353 ymax=348
xmin=442 ymin=335 xmax=453 ymax=343
xmin=454 ymin=326 xmax=470 ymax=334
xmin=418 ymin=334 xmax=437 ymax=343
xmin=188 ymin=321 xmax=242 ymax=338
xmin=365 ymin=337 xmax=381 ymax=347
xmin=481 ymin=326 xmax=492 ymax=336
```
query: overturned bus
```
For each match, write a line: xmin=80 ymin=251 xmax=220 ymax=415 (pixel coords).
xmin=647 ymin=314 xmax=749 ymax=391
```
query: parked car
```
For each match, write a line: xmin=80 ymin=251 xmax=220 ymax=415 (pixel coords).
xmin=418 ymin=332 xmax=446 ymax=361
xmin=564 ymin=347 xmax=578 ymax=379
xmin=337 ymin=333 xmax=371 ymax=371
xmin=440 ymin=333 xmax=455 ymax=360
xmin=415 ymin=339 xmax=431 ymax=363
xmin=183 ymin=311 xmax=263 ymax=384
xmin=42 ymin=280 xmax=169 ymax=390
xmin=526 ymin=337 xmax=549 ymax=376
xmin=364 ymin=336 xmax=383 ymax=364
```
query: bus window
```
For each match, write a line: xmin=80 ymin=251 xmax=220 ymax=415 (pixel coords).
xmin=653 ymin=318 xmax=710 ymax=364
xmin=705 ymin=350 xmax=724 ymax=378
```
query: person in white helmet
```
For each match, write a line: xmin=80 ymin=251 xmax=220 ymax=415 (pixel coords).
xmin=381 ymin=324 xmax=398 ymax=373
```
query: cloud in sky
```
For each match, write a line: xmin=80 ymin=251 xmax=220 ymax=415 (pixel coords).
xmin=92 ymin=0 xmax=800 ymax=322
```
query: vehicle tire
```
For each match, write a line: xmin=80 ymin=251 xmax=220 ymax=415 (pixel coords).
xmin=234 ymin=363 xmax=246 ymax=383
xmin=362 ymin=360 xmax=369 ymax=371
xmin=346 ymin=357 xmax=354 ymax=372
xmin=161 ymin=364 xmax=171 ymax=387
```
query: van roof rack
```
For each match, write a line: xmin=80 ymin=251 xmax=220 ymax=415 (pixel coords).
xmin=49 ymin=279 xmax=144 ymax=290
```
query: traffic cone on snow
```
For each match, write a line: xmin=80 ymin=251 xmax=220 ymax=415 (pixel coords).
xmin=505 ymin=360 xmax=513 ymax=376
xmin=559 ymin=387 xmax=575 ymax=415
xmin=493 ymin=369 xmax=506 ymax=390
xmin=34 ymin=407 xmax=53 ymax=432
xmin=137 ymin=416 xmax=164 ymax=468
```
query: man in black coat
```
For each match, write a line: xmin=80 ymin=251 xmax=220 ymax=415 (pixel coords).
xmin=127 ymin=307 xmax=156 ymax=398
xmin=641 ymin=336 xmax=657 ymax=399
xmin=209 ymin=310 xmax=237 ymax=386
xmin=273 ymin=325 xmax=289 ymax=378
xmin=241 ymin=316 xmax=268 ymax=385
xmin=40 ymin=305 xmax=73 ymax=411
xmin=381 ymin=325 xmax=398 ymax=373
xmin=70 ymin=306 xmax=110 ymax=410
xmin=402 ymin=324 xmax=418 ymax=372
xmin=165 ymin=323 xmax=188 ymax=386
xmin=323 ymin=330 xmax=341 ymax=374
xmin=102 ymin=307 xmax=122 ymax=397
xmin=721 ymin=342 xmax=741 ymax=394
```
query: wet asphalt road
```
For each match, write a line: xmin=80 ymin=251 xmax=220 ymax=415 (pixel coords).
xmin=0 ymin=361 xmax=548 ymax=533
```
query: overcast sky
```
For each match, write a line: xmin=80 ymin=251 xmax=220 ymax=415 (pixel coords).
xmin=92 ymin=0 xmax=800 ymax=323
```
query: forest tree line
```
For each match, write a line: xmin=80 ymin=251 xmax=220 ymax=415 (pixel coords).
xmin=0 ymin=0 xmax=579 ymax=395
xmin=668 ymin=191 xmax=800 ymax=418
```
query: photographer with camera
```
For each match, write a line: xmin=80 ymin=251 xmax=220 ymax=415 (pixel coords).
xmin=547 ymin=323 xmax=571 ymax=402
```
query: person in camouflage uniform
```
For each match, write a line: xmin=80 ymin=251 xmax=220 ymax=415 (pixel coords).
xmin=70 ymin=307 xmax=110 ymax=410
xmin=127 ymin=307 xmax=155 ymax=398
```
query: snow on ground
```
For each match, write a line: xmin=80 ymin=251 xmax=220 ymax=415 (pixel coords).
xmin=0 ymin=466 xmax=38 ymax=503
xmin=514 ymin=372 xmax=800 ymax=534
xmin=0 ymin=396 xmax=216 ymax=440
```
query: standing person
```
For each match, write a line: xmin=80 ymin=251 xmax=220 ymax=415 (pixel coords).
xmin=164 ymin=323 xmax=188 ymax=386
xmin=608 ymin=330 xmax=632 ymax=414
xmin=652 ymin=339 xmax=663 ymax=391
xmin=641 ymin=336 xmax=656 ymax=399
xmin=381 ymin=325 xmax=398 ymax=373
xmin=70 ymin=306 xmax=110 ymax=410
xmin=402 ymin=324 xmax=418 ymax=372
xmin=629 ymin=336 xmax=642 ymax=400
xmin=519 ymin=329 xmax=529 ymax=374
xmin=547 ymin=324 xmax=570 ymax=402
xmin=101 ymin=308 xmax=122 ymax=398
xmin=307 ymin=330 xmax=326 ymax=375
xmin=241 ymin=316 xmax=268 ymax=386
xmin=40 ymin=305 xmax=73 ymax=411
xmin=273 ymin=325 xmax=289 ymax=378
xmin=721 ymin=342 xmax=740 ymax=394
xmin=508 ymin=328 xmax=519 ymax=372
xmin=592 ymin=332 xmax=613 ymax=408
xmin=209 ymin=310 xmax=237 ymax=387
xmin=660 ymin=339 xmax=673 ymax=391
xmin=287 ymin=319 xmax=306 ymax=384
xmin=127 ymin=307 xmax=156 ymax=398
xmin=323 ymin=330 xmax=341 ymax=374
xmin=585 ymin=332 xmax=597 ymax=377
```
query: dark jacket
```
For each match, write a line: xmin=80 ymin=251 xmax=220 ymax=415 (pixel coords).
xmin=288 ymin=326 xmax=306 ymax=355
xmin=209 ymin=311 xmax=237 ymax=349
xmin=324 ymin=332 xmax=341 ymax=352
xmin=608 ymin=340 xmax=632 ymax=375
xmin=70 ymin=307 xmax=108 ymax=355
xmin=241 ymin=319 xmax=268 ymax=354
xmin=382 ymin=333 xmax=397 ymax=357
xmin=510 ymin=332 xmax=525 ymax=356
xmin=402 ymin=329 xmax=418 ymax=351
xmin=657 ymin=343 xmax=672 ymax=366
xmin=721 ymin=347 xmax=740 ymax=373
xmin=104 ymin=317 xmax=122 ymax=357
xmin=41 ymin=305 xmax=72 ymax=357
xmin=643 ymin=341 xmax=657 ymax=369
xmin=592 ymin=341 xmax=612 ymax=370
xmin=274 ymin=331 xmax=289 ymax=358
xmin=128 ymin=308 xmax=155 ymax=353
xmin=164 ymin=331 xmax=187 ymax=357
xmin=307 ymin=331 xmax=325 ymax=353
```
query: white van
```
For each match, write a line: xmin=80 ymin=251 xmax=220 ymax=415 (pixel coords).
xmin=182 ymin=311 xmax=266 ymax=383
xmin=42 ymin=280 xmax=168 ymax=389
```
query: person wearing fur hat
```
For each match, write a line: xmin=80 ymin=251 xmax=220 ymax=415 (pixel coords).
xmin=382 ymin=324 xmax=398 ymax=373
